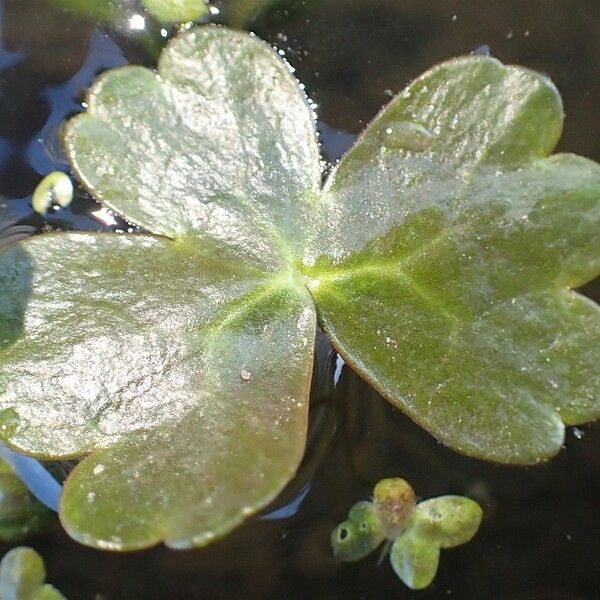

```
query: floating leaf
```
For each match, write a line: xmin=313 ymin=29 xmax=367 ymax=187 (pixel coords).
xmin=390 ymin=497 xmax=482 ymax=589
xmin=0 ymin=547 xmax=65 ymax=600
xmin=372 ymin=477 xmax=416 ymax=538
xmin=332 ymin=478 xmax=483 ymax=590
xmin=412 ymin=495 xmax=483 ymax=548
xmin=306 ymin=56 xmax=600 ymax=464
xmin=1 ymin=27 xmax=319 ymax=550
xmin=142 ymin=0 xmax=208 ymax=23
xmin=0 ymin=458 xmax=55 ymax=542
xmin=330 ymin=501 xmax=385 ymax=562
xmin=389 ymin=529 xmax=440 ymax=590
xmin=0 ymin=26 xmax=598 ymax=550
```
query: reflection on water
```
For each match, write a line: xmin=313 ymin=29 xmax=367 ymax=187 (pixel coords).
xmin=27 ymin=31 xmax=126 ymax=176
xmin=0 ymin=0 xmax=599 ymax=598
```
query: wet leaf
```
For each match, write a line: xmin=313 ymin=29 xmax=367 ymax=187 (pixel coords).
xmin=307 ymin=56 xmax=600 ymax=464
xmin=332 ymin=478 xmax=482 ymax=590
xmin=0 ymin=547 xmax=65 ymax=600
xmin=0 ymin=27 xmax=319 ymax=550
xmin=0 ymin=26 xmax=599 ymax=550
xmin=142 ymin=0 xmax=208 ymax=23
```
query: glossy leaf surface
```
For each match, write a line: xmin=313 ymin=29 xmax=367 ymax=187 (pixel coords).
xmin=0 ymin=547 xmax=65 ymax=600
xmin=0 ymin=26 xmax=599 ymax=550
xmin=0 ymin=28 xmax=318 ymax=550
xmin=308 ymin=56 xmax=600 ymax=463
xmin=332 ymin=478 xmax=483 ymax=590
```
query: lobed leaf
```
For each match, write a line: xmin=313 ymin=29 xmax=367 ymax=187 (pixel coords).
xmin=0 ymin=27 xmax=319 ymax=550
xmin=0 ymin=27 xmax=599 ymax=551
xmin=413 ymin=495 xmax=483 ymax=548
xmin=0 ymin=547 xmax=65 ymax=600
xmin=307 ymin=56 xmax=600 ymax=463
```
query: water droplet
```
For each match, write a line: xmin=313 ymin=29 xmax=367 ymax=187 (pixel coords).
xmin=240 ymin=369 xmax=252 ymax=381
xmin=87 ymin=492 xmax=96 ymax=503
xmin=306 ymin=278 xmax=321 ymax=291
xmin=473 ymin=44 xmax=491 ymax=56
xmin=128 ymin=14 xmax=146 ymax=31
xmin=381 ymin=121 xmax=435 ymax=152
xmin=93 ymin=464 xmax=105 ymax=475
xmin=572 ymin=427 xmax=584 ymax=440
xmin=302 ymin=255 xmax=315 ymax=267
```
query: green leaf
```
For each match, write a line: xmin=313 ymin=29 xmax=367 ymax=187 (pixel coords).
xmin=372 ymin=477 xmax=416 ymax=538
xmin=413 ymin=495 xmax=483 ymax=548
xmin=389 ymin=529 xmax=440 ymax=591
xmin=332 ymin=479 xmax=482 ymax=590
xmin=142 ymin=0 xmax=208 ymax=23
xmin=306 ymin=55 xmax=600 ymax=464
xmin=1 ymin=28 xmax=599 ymax=551
xmin=0 ymin=547 xmax=65 ymax=600
xmin=65 ymin=26 xmax=321 ymax=243
xmin=0 ymin=459 xmax=55 ymax=542
xmin=331 ymin=501 xmax=386 ymax=562
xmin=390 ymin=495 xmax=482 ymax=589
xmin=0 ymin=27 xmax=319 ymax=550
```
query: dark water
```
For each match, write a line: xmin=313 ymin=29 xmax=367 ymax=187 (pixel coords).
xmin=1 ymin=0 xmax=600 ymax=598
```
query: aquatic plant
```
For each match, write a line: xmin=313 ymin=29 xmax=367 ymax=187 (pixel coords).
xmin=142 ymin=0 xmax=208 ymax=23
xmin=0 ymin=25 xmax=598 ymax=551
xmin=0 ymin=547 xmax=65 ymax=600
xmin=31 ymin=172 xmax=74 ymax=215
xmin=0 ymin=458 xmax=55 ymax=542
xmin=51 ymin=0 xmax=208 ymax=24
xmin=332 ymin=478 xmax=482 ymax=590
